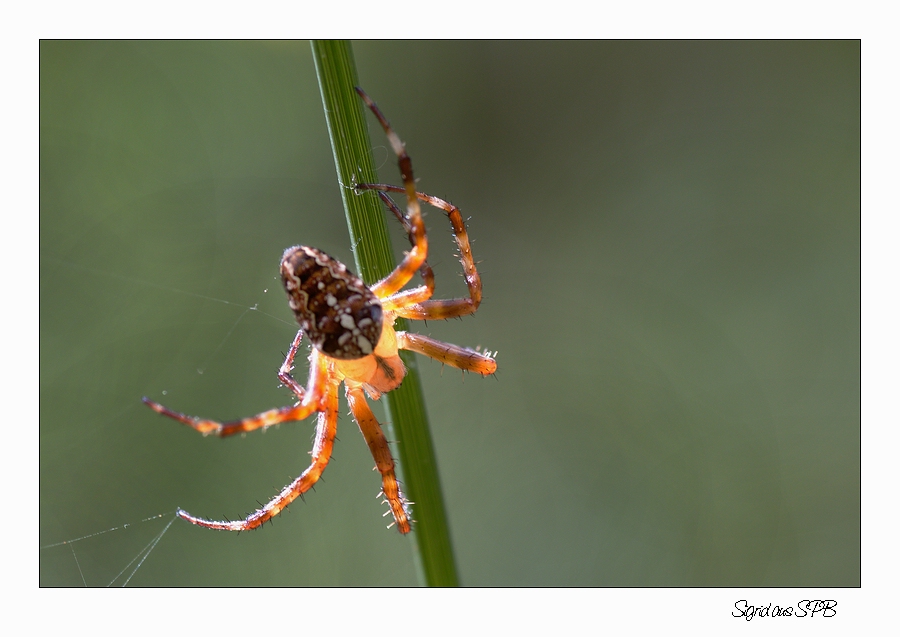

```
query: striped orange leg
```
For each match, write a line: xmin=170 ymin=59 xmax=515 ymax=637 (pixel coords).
xmin=177 ymin=373 xmax=341 ymax=531
xmin=356 ymin=88 xmax=427 ymax=300
xmin=142 ymin=344 xmax=327 ymax=438
xmin=345 ymin=382 xmax=412 ymax=533
xmin=397 ymin=331 xmax=497 ymax=376
xmin=373 ymin=191 xmax=435 ymax=309
xmin=355 ymin=184 xmax=483 ymax=320
xmin=276 ymin=329 xmax=308 ymax=400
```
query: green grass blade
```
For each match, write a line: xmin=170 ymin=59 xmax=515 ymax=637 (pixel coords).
xmin=311 ymin=39 xmax=459 ymax=587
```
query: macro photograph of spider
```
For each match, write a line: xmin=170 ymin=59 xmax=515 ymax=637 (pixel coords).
xmin=41 ymin=41 xmax=861 ymax=594
xmin=142 ymin=87 xmax=497 ymax=534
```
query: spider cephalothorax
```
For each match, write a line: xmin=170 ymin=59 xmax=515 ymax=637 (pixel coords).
xmin=143 ymin=88 xmax=496 ymax=534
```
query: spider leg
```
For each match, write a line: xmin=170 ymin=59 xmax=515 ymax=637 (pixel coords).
xmin=397 ymin=331 xmax=497 ymax=375
xmin=142 ymin=348 xmax=328 ymax=438
xmin=373 ymin=191 xmax=435 ymax=308
xmin=276 ymin=329 xmax=308 ymax=400
xmin=355 ymin=184 xmax=483 ymax=319
xmin=345 ymin=382 xmax=412 ymax=534
xmin=177 ymin=371 xmax=341 ymax=531
xmin=379 ymin=191 xmax=435 ymax=293
xmin=355 ymin=88 xmax=428 ymax=300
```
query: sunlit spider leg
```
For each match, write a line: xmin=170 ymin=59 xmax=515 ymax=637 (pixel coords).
xmin=345 ymin=382 xmax=412 ymax=534
xmin=355 ymin=184 xmax=482 ymax=319
xmin=380 ymin=191 xmax=435 ymax=289
xmin=142 ymin=348 xmax=327 ymax=437
xmin=373 ymin=191 xmax=435 ymax=308
xmin=277 ymin=329 xmax=308 ymax=400
xmin=355 ymin=87 xmax=427 ymax=299
xmin=177 ymin=372 xmax=341 ymax=531
xmin=397 ymin=331 xmax=497 ymax=376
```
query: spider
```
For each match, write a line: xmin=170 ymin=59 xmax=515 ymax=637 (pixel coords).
xmin=143 ymin=87 xmax=496 ymax=534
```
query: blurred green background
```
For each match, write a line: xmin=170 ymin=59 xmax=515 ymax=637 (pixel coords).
xmin=40 ymin=41 xmax=859 ymax=586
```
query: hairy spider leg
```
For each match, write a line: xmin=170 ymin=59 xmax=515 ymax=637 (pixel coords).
xmin=397 ymin=331 xmax=497 ymax=376
xmin=276 ymin=329 xmax=309 ymax=399
xmin=142 ymin=339 xmax=325 ymax=438
xmin=177 ymin=367 xmax=341 ymax=531
xmin=377 ymin=191 xmax=435 ymax=298
xmin=355 ymin=184 xmax=483 ymax=320
xmin=355 ymin=87 xmax=427 ymax=300
xmin=345 ymin=382 xmax=412 ymax=533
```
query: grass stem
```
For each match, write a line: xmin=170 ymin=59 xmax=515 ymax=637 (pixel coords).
xmin=311 ymin=40 xmax=459 ymax=587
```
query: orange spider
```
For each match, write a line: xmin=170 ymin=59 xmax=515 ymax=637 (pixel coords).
xmin=143 ymin=88 xmax=496 ymax=534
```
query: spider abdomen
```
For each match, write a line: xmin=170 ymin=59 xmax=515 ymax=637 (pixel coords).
xmin=280 ymin=245 xmax=383 ymax=360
